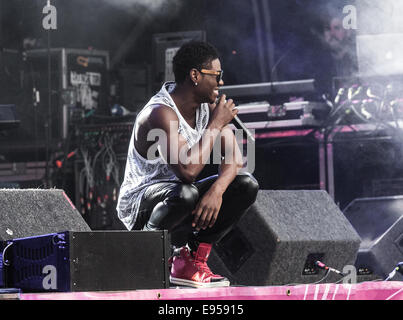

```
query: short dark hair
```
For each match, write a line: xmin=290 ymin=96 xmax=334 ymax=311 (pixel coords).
xmin=173 ymin=41 xmax=219 ymax=84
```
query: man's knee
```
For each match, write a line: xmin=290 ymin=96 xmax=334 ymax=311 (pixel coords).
xmin=144 ymin=184 xmax=199 ymax=232
xmin=232 ymin=173 xmax=259 ymax=204
xmin=168 ymin=184 xmax=199 ymax=210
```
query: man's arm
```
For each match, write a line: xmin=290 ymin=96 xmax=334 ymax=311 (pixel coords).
xmin=148 ymin=95 xmax=237 ymax=183
xmin=191 ymin=126 xmax=243 ymax=230
xmin=211 ymin=125 xmax=243 ymax=196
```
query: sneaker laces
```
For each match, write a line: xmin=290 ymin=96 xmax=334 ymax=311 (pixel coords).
xmin=191 ymin=250 xmax=215 ymax=277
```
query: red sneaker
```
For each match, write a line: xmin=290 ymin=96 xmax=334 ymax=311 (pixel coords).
xmin=169 ymin=243 xmax=230 ymax=288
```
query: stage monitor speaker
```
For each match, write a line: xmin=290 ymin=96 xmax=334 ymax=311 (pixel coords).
xmin=343 ymin=196 xmax=403 ymax=281
xmin=0 ymin=189 xmax=90 ymax=241
xmin=3 ymin=230 xmax=170 ymax=292
xmin=209 ymin=190 xmax=361 ymax=286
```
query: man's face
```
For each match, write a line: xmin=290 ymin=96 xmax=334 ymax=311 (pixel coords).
xmin=198 ymin=58 xmax=224 ymax=104
xmin=323 ymin=18 xmax=348 ymax=51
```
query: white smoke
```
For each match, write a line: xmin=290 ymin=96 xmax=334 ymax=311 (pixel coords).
xmin=356 ymin=0 xmax=403 ymax=76
xmin=357 ymin=0 xmax=403 ymax=34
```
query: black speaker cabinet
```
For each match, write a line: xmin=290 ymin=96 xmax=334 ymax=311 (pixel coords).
xmin=3 ymin=230 xmax=170 ymax=292
xmin=343 ymin=196 xmax=403 ymax=281
xmin=209 ymin=190 xmax=361 ymax=286
xmin=0 ymin=189 xmax=90 ymax=241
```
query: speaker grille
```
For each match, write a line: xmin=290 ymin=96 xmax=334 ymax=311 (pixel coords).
xmin=0 ymin=189 xmax=90 ymax=241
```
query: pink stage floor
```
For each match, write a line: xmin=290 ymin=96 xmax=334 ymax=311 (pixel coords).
xmin=18 ymin=281 xmax=403 ymax=300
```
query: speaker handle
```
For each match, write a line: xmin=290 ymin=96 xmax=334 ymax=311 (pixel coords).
xmin=2 ymin=242 xmax=13 ymax=267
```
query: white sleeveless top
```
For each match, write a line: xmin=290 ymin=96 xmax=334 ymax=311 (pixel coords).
xmin=117 ymin=82 xmax=210 ymax=230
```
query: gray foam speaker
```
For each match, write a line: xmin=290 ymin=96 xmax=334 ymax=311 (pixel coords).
xmin=209 ymin=190 xmax=361 ymax=286
xmin=343 ymin=196 xmax=403 ymax=281
xmin=0 ymin=189 xmax=90 ymax=241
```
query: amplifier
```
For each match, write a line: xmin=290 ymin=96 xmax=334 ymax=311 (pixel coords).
xmin=3 ymin=230 xmax=170 ymax=292
xmin=219 ymin=79 xmax=316 ymax=99
xmin=231 ymin=101 xmax=330 ymax=130
xmin=0 ymin=161 xmax=48 ymax=187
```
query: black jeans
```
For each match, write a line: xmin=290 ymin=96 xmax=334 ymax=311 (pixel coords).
xmin=133 ymin=173 xmax=259 ymax=249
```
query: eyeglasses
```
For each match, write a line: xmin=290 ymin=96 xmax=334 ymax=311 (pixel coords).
xmin=199 ymin=69 xmax=224 ymax=83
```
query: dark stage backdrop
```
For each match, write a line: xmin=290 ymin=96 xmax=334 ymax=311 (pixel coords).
xmin=0 ymin=0 xmax=354 ymax=87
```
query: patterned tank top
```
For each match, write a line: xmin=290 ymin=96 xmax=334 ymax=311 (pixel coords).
xmin=116 ymin=82 xmax=210 ymax=230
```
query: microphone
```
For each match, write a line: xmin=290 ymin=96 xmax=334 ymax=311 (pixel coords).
xmin=232 ymin=114 xmax=255 ymax=143
xmin=216 ymin=96 xmax=255 ymax=142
